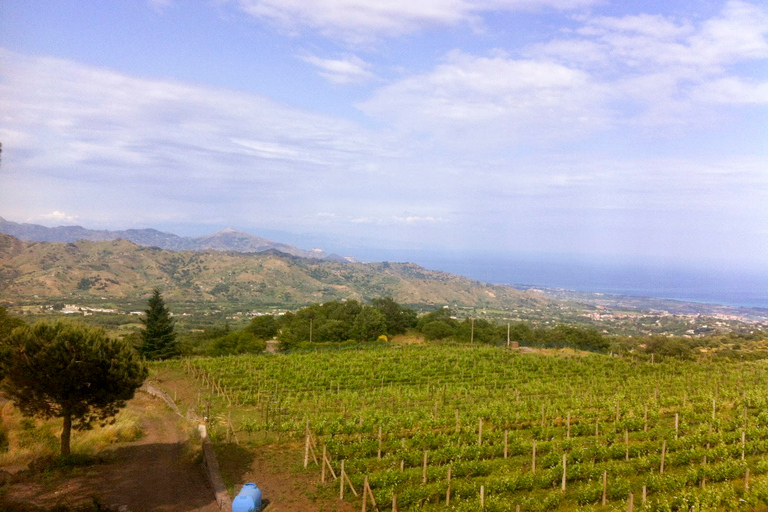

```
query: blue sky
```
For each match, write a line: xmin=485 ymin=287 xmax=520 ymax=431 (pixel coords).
xmin=1 ymin=0 xmax=767 ymax=272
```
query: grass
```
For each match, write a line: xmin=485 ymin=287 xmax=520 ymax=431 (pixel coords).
xmin=0 ymin=401 xmax=144 ymax=469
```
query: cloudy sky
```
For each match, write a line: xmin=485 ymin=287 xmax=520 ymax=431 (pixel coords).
xmin=1 ymin=0 xmax=767 ymax=273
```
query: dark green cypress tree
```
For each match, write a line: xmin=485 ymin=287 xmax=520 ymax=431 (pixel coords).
xmin=140 ymin=289 xmax=178 ymax=360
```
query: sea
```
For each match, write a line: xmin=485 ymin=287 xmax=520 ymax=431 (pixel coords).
xmin=362 ymin=251 xmax=768 ymax=310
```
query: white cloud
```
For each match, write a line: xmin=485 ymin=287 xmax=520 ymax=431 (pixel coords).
xmin=301 ymin=54 xmax=374 ymax=84
xmin=0 ymin=49 xmax=411 ymax=229
xmin=234 ymin=0 xmax=597 ymax=42
xmin=148 ymin=0 xmax=173 ymax=14
xmin=33 ymin=211 xmax=79 ymax=224
xmin=359 ymin=50 xmax=607 ymax=143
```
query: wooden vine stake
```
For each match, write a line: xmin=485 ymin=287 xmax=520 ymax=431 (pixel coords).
xmin=742 ymin=431 xmax=746 ymax=460
xmin=321 ymin=445 xmax=326 ymax=483
xmin=746 ymin=468 xmax=750 ymax=490
xmin=644 ymin=405 xmax=648 ymax=432
xmin=478 ymin=418 xmax=483 ymax=446
xmin=660 ymin=440 xmax=666 ymax=475
xmin=602 ymin=470 xmax=607 ymax=506
xmin=391 ymin=494 xmax=397 ymax=512
xmin=422 ymin=450 xmax=428 ymax=484
xmin=504 ymin=430 xmax=509 ymax=459
xmin=627 ymin=493 xmax=634 ymax=512
xmin=675 ymin=413 xmax=679 ymax=440
xmin=446 ymin=467 xmax=452 ymax=506
xmin=480 ymin=485 xmax=485 ymax=510
xmin=561 ymin=454 xmax=567 ymax=492
xmin=323 ymin=446 xmax=337 ymax=481
xmin=361 ymin=476 xmax=377 ymax=512
xmin=625 ymin=429 xmax=629 ymax=461
xmin=642 ymin=485 xmax=647 ymax=505
xmin=566 ymin=411 xmax=571 ymax=439
xmin=378 ymin=426 xmax=382 ymax=460
xmin=304 ymin=432 xmax=310 ymax=468
xmin=532 ymin=440 xmax=537 ymax=473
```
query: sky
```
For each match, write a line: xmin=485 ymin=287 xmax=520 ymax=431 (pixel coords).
xmin=1 ymin=0 xmax=767 ymax=279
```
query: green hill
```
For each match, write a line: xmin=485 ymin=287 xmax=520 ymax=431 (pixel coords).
xmin=0 ymin=234 xmax=547 ymax=311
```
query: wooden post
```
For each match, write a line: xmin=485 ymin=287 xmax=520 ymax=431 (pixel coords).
xmin=644 ymin=405 xmax=648 ymax=432
xmin=304 ymin=433 xmax=310 ymax=468
xmin=712 ymin=397 xmax=716 ymax=421
xmin=625 ymin=429 xmax=629 ymax=461
xmin=615 ymin=402 xmax=620 ymax=422
xmin=480 ymin=485 xmax=484 ymax=510
xmin=675 ymin=412 xmax=679 ymax=440
xmin=392 ymin=494 xmax=397 ymax=512
xmin=323 ymin=447 xmax=337 ymax=480
xmin=532 ymin=440 xmax=537 ymax=473
xmin=504 ymin=430 xmax=509 ymax=459
xmin=340 ymin=460 xmax=345 ymax=499
xmin=595 ymin=419 xmax=599 ymax=438
xmin=660 ymin=440 xmax=666 ymax=474
xmin=742 ymin=430 xmax=746 ymax=460
xmin=446 ymin=467 xmax=452 ymax=505
xmin=478 ymin=418 xmax=483 ymax=446
xmin=602 ymin=470 xmax=607 ymax=506
xmin=378 ymin=426 xmax=382 ymax=460
xmin=561 ymin=453 xmax=567 ymax=491
xmin=746 ymin=468 xmax=750 ymax=490
xmin=566 ymin=411 xmax=571 ymax=439
xmin=400 ymin=460 xmax=404 ymax=472
xmin=364 ymin=477 xmax=377 ymax=511
xmin=642 ymin=485 xmax=646 ymax=505
xmin=628 ymin=492 xmax=634 ymax=512
xmin=423 ymin=450 xmax=428 ymax=484
xmin=322 ymin=445 xmax=327 ymax=483
xmin=362 ymin=476 xmax=367 ymax=512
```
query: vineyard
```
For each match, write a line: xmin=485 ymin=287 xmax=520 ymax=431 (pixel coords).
xmin=163 ymin=344 xmax=768 ymax=511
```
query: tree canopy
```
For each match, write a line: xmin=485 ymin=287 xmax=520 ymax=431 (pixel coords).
xmin=0 ymin=321 xmax=147 ymax=455
xmin=140 ymin=289 xmax=178 ymax=360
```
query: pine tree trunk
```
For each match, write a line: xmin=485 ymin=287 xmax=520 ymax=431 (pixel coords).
xmin=61 ymin=411 xmax=72 ymax=456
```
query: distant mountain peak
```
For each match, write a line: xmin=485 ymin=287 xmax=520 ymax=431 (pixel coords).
xmin=0 ymin=217 xmax=330 ymax=260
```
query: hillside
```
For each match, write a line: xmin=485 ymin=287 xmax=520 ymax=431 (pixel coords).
xmin=0 ymin=217 xmax=328 ymax=259
xmin=0 ymin=234 xmax=547 ymax=310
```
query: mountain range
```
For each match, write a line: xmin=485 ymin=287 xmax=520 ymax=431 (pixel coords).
xmin=0 ymin=217 xmax=349 ymax=260
xmin=0 ymin=233 xmax=547 ymax=311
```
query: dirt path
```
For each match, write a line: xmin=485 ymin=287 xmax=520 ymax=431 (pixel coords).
xmin=3 ymin=393 xmax=220 ymax=512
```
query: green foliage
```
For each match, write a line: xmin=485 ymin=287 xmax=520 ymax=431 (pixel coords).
xmin=139 ymin=289 xmax=178 ymax=360
xmin=0 ymin=306 xmax=25 ymax=341
xmin=207 ymin=331 xmax=266 ymax=356
xmin=371 ymin=297 xmax=417 ymax=336
xmin=350 ymin=306 xmax=386 ymax=342
xmin=643 ymin=335 xmax=694 ymax=359
xmin=0 ymin=320 xmax=147 ymax=455
xmin=246 ymin=315 xmax=278 ymax=340
xmin=279 ymin=298 xmax=413 ymax=346
xmin=421 ymin=320 xmax=455 ymax=341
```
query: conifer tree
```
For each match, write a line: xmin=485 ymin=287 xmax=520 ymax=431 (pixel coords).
xmin=140 ymin=289 xmax=178 ymax=360
xmin=0 ymin=321 xmax=147 ymax=455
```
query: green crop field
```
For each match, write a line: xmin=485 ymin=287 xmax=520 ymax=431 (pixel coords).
xmin=161 ymin=344 xmax=768 ymax=511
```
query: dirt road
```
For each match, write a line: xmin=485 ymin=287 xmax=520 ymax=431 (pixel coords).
xmin=4 ymin=393 xmax=220 ymax=512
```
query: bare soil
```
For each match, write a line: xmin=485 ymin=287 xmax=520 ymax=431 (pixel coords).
xmin=1 ymin=393 xmax=219 ymax=512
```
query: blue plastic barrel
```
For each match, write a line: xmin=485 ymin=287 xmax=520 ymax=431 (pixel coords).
xmin=232 ymin=483 xmax=261 ymax=512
